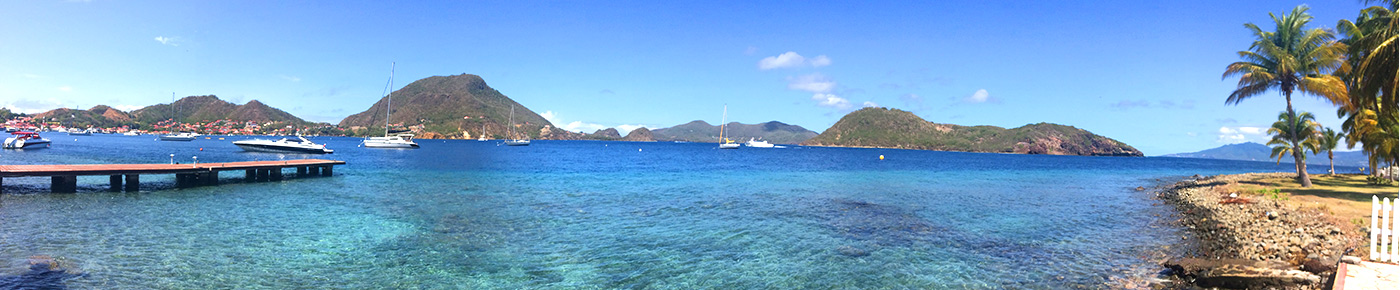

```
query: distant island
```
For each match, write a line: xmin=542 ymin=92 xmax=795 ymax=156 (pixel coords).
xmin=1164 ymin=142 xmax=1369 ymax=167
xmin=651 ymin=120 xmax=818 ymax=144
xmin=801 ymin=107 xmax=1142 ymax=156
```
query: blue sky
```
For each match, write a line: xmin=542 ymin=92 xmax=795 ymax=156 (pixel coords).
xmin=0 ymin=0 xmax=1372 ymax=155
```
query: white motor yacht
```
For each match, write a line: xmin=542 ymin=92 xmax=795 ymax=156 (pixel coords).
xmin=67 ymin=128 xmax=92 ymax=136
xmin=233 ymin=136 xmax=333 ymax=154
xmin=3 ymin=132 xmax=50 ymax=149
xmin=744 ymin=138 xmax=775 ymax=148
xmin=160 ymin=132 xmax=198 ymax=141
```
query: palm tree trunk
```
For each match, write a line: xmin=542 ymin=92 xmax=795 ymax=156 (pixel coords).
xmin=1285 ymin=93 xmax=1312 ymax=187
xmin=1293 ymin=144 xmax=1313 ymax=187
xmin=1328 ymin=151 xmax=1335 ymax=176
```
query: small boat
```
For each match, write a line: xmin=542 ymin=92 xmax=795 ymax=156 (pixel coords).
xmin=123 ymin=131 xmax=140 ymax=136
xmin=745 ymin=138 xmax=775 ymax=148
xmin=3 ymin=131 xmax=50 ymax=149
xmin=67 ymin=128 xmax=92 ymax=136
xmin=719 ymin=105 xmax=739 ymax=149
xmin=233 ymin=136 xmax=333 ymax=154
xmin=364 ymin=134 xmax=420 ymax=148
xmin=362 ymin=62 xmax=420 ymax=149
xmin=505 ymin=106 xmax=530 ymax=146
xmin=159 ymin=132 xmax=198 ymax=141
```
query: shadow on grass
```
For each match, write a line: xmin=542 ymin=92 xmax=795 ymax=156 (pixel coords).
xmin=1272 ymin=175 xmax=1399 ymax=203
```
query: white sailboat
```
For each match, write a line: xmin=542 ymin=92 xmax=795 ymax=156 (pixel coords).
xmin=719 ymin=105 xmax=739 ymax=149
xmin=504 ymin=106 xmax=530 ymax=146
xmin=363 ymin=62 xmax=420 ymax=149
xmin=477 ymin=123 xmax=489 ymax=141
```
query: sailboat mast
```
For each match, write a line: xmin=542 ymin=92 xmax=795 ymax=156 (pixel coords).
xmin=509 ymin=106 xmax=515 ymax=139
xmin=384 ymin=62 xmax=395 ymax=137
xmin=720 ymin=105 xmax=727 ymax=144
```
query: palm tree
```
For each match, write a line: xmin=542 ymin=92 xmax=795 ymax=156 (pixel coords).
xmin=1316 ymin=127 xmax=1345 ymax=175
xmin=1336 ymin=0 xmax=1398 ymax=176
xmin=1224 ymin=5 xmax=1346 ymax=187
xmin=1267 ymin=112 xmax=1322 ymax=175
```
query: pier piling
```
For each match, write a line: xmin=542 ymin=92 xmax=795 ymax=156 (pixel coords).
xmin=125 ymin=174 xmax=139 ymax=192
xmin=51 ymin=176 xmax=77 ymax=193
xmin=109 ymin=175 xmax=122 ymax=191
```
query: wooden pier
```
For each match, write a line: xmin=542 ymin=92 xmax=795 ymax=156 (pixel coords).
xmin=0 ymin=159 xmax=345 ymax=193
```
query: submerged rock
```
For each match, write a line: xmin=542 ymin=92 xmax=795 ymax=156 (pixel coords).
xmin=836 ymin=245 xmax=869 ymax=257
xmin=0 ymin=256 xmax=86 ymax=289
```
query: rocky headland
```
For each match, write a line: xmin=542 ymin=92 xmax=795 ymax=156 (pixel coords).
xmin=1155 ymin=173 xmax=1364 ymax=289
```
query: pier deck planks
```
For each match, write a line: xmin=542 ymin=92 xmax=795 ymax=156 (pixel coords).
xmin=0 ymin=159 xmax=344 ymax=177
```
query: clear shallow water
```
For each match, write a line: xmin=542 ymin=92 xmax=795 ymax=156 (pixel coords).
xmin=0 ymin=134 xmax=1345 ymax=289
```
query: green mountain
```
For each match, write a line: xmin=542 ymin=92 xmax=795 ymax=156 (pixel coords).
xmin=1164 ymin=142 xmax=1371 ymax=167
xmin=339 ymin=74 xmax=551 ymax=138
xmin=802 ymin=107 xmax=1142 ymax=156
xmin=621 ymin=128 xmax=655 ymax=142
xmin=130 ymin=95 xmax=308 ymax=125
xmin=33 ymin=105 xmax=137 ymax=128
xmin=651 ymin=120 xmax=819 ymax=144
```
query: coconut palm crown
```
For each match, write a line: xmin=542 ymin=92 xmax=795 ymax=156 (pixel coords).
xmin=1316 ymin=127 xmax=1345 ymax=175
xmin=1224 ymin=5 xmax=1345 ymax=187
xmin=1267 ymin=111 xmax=1322 ymax=169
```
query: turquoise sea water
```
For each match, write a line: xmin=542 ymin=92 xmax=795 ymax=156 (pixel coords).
xmin=0 ymin=134 xmax=1343 ymax=289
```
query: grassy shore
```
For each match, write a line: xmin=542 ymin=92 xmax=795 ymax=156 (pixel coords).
xmin=1222 ymin=174 xmax=1399 ymax=225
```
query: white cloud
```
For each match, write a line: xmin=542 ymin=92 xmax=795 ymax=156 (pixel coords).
xmin=112 ymin=105 xmax=142 ymax=112
xmin=21 ymin=73 xmax=43 ymax=79
xmin=758 ymin=51 xmax=832 ymax=70
xmin=812 ymin=93 xmax=852 ymax=109
xmin=965 ymin=89 xmax=989 ymax=103
xmin=154 ymin=36 xmax=180 ymax=46
xmin=744 ymin=46 xmax=758 ymax=55
xmin=862 ymin=101 xmax=879 ymax=108
xmin=760 ymin=52 xmax=806 ymax=70
xmin=616 ymin=124 xmax=648 ymax=133
xmin=810 ymin=55 xmax=832 ymax=67
xmin=541 ymin=110 xmax=560 ymax=124
xmin=279 ymin=75 xmax=301 ymax=82
xmin=1217 ymin=126 xmax=1270 ymax=143
xmin=787 ymin=73 xmax=835 ymax=93
xmin=2 ymin=98 xmax=65 ymax=114
xmin=541 ymin=110 xmax=647 ymax=133
xmin=1237 ymin=127 xmax=1265 ymax=134
xmin=57 ymin=86 xmax=72 ymax=92
xmin=562 ymin=121 xmax=609 ymax=133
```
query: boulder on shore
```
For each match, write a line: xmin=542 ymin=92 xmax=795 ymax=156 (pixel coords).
xmin=1164 ymin=256 xmax=1321 ymax=289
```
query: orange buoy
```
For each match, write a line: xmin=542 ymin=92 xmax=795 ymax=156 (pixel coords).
xmin=879 ymin=155 xmax=884 ymax=160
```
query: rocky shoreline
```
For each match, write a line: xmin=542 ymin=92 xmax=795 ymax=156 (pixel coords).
xmin=1153 ymin=173 xmax=1365 ymax=289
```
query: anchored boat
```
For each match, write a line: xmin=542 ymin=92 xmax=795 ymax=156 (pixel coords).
xmin=233 ymin=136 xmax=334 ymax=154
xmin=3 ymin=131 xmax=50 ymax=149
